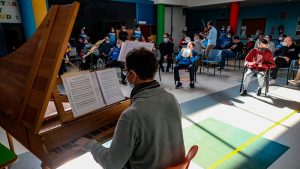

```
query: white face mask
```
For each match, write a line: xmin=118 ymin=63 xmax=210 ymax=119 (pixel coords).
xmin=279 ymin=37 xmax=283 ymax=41
xmin=281 ymin=42 xmax=288 ymax=46
xmin=117 ymin=44 xmax=121 ymax=48
xmin=194 ymin=38 xmax=199 ymax=42
xmin=163 ymin=38 xmax=169 ymax=43
xmin=227 ymin=35 xmax=231 ymax=38
xmin=249 ymin=38 xmax=254 ymax=41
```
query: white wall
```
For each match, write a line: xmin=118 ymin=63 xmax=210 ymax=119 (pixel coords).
xmin=164 ymin=6 xmax=186 ymax=51
xmin=164 ymin=7 xmax=172 ymax=35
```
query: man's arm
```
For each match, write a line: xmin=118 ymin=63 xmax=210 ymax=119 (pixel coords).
xmin=84 ymin=113 xmax=137 ymax=169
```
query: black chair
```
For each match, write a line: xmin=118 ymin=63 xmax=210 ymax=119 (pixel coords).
xmin=240 ymin=66 xmax=271 ymax=97
xmin=200 ymin=49 xmax=223 ymax=76
xmin=226 ymin=52 xmax=242 ymax=71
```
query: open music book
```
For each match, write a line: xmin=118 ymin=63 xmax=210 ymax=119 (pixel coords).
xmin=62 ymin=68 xmax=125 ymax=117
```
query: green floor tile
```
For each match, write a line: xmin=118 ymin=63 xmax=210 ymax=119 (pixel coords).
xmin=183 ymin=118 xmax=289 ymax=169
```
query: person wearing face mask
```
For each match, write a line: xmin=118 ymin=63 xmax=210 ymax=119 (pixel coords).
xmin=74 ymin=47 xmax=185 ymax=169
xmin=79 ymin=28 xmax=88 ymax=41
xmin=270 ymin=37 xmax=300 ymax=81
xmin=254 ymin=33 xmax=264 ymax=48
xmin=275 ymin=34 xmax=287 ymax=49
xmin=133 ymin=25 xmax=142 ymax=41
xmin=119 ymin=26 xmax=129 ymax=42
xmin=108 ymin=27 xmax=117 ymax=46
xmin=220 ymin=26 xmax=227 ymax=37
xmin=240 ymin=39 xmax=276 ymax=96
xmin=264 ymin=35 xmax=275 ymax=55
xmin=226 ymin=25 xmax=234 ymax=35
xmin=98 ymin=36 xmax=113 ymax=63
xmin=219 ymin=33 xmax=232 ymax=49
xmin=159 ymin=33 xmax=174 ymax=72
xmin=106 ymin=40 xmax=127 ymax=84
xmin=244 ymin=35 xmax=255 ymax=55
xmin=220 ymin=36 xmax=243 ymax=69
xmin=174 ymin=42 xmax=198 ymax=89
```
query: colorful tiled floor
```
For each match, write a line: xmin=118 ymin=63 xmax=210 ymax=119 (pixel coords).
xmin=184 ymin=118 xmax=289 ymax=169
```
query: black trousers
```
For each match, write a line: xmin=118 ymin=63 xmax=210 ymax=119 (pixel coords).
xmin=174 ymin=64 xmax=195 ymax=82
xmin=106 ymin=60 xmax=126 ymax=81
xmin=159 ymin=55 xmax=172 ymax=71
xmin=270 ymin=57 xmax=290 ymax=79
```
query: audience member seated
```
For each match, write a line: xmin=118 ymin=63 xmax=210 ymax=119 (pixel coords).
xmin=226 ymin=25 xmax=234 ymax=36
xmin=240 ymin=39 xmax=276 ymax=96
xmin=270 ymin=37 xmax=300 ymax=80
xmin=108 ymin=27 xmax=117 ymax=46
xmin=106 ymin=40 xmax=127 ymax=85
xmin=98 ymin=36 xmax=113 ymax=63
xmin=159 ymin=33 xmax=174 ymax=72
xmin=74 ymin=47 xmax=185 ymax=169
xmin=79 ymin=28 xmax=88 ymax=41
xmin=133 ymin=25 xmax=142 ymax=41
xmin=220 ymin=35 xmax=243 ymax=69
xmin=244 ymin=35 xmax=255 ymax=56
xmin=219 ymin=26 xmax=226 ymax=37
xmin=219 ymin=32 xmax=232 ymax=49
xmin=265 ymin=35 xmax=275 ymax=55
xmin=76 ymin=38 xmax=85 ymax=58
xmin=275 ymin=34 xmax=287 ymax=49
xmin=254 ymin=33 xmax=264 ymax=48
xmin=193 ymin=33 xmax=205 ymax=72
xmin=174 ymin=42 xmax=198 ymax=89
xmin=179 ymin=33 xmax=187 ymax=49
xmin=119 ymin=25 xmax=129 ymax=42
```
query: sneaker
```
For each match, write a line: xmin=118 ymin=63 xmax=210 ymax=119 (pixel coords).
xmin=240 ymin=90 xmax=247 ymax=96
xmin=175 ymin=82 xmax=183 ymax=89
xmin=190 ymin=82 xmax=195 ymax=88
xmin=257 ymin=88 xmax=262 ymax=96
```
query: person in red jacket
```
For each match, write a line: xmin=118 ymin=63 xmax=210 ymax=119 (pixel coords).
xmin=240 ymin=39 xmax=276 ymax=96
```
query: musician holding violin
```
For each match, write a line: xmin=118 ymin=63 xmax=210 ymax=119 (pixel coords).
xmin=201 ymin=21 xmax=218 ymax=59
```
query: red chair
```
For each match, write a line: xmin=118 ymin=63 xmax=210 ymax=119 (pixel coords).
xmin=166 ymin=145 xmax=199 ymax=169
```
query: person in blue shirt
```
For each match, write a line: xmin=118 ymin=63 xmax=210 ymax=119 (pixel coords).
xmin=106 ymin=40 xmax=127 ymax=85
xmin=79 ymin=28 xmax=88 ymax=41
xmin=174 ymin=42 xmax=198 ymax=89
xmin=108 ymin=27 xmax=117 ymax=46
xmin=133 ymin=25 xmax=142 ymax=41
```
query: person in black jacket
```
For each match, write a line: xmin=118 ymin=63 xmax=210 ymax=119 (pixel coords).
xmin=119 ymin=26 xmax=129 ymax=42
xmin=271 ymin=37 xmax=300 ymax=80
xmin=159 ymin=33 xmax=174 ymax=72
xmin=220 ymin=35 xmax=243 ymax=68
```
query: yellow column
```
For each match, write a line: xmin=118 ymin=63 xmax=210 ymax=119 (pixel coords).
xmin=32 ymin=0 xmax=47 ymax=28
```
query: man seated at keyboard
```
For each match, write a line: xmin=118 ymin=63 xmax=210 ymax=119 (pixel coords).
xmin=174 ymin=42 xmax=198 ymax=89
xmin=74 ymin=47 xmax=185 ymax=169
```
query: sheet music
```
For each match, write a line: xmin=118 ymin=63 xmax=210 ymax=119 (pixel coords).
xmin=96 ymin=68 xmax=125 ymax=105
xmin=91 ymin=73 xmax=106 ymax=107
xmin=62 ymin=71 xmax=103 ymax=117
xmin=118 ymin=41 xmax=154 ymax=62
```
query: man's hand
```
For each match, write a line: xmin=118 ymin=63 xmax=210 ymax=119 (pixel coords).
xmin=246 ymin=62 xmax=256 ymax=66
xmin=73 ymin=137 xmax=93 ymax=151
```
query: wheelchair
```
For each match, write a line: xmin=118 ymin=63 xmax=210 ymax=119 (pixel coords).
xmin=240 ymin=66 xmax=271 ymax=97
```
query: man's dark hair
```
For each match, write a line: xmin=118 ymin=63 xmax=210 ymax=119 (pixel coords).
xmin=207 ymin=21 xmax=214 ymax=26
xmin=233 ymin=36 xmax=239 ymax=40
xmin=189 ymin=42 xmax=195 ymax=47
xmin=281 ymin=34 xmax=287 ymax=38
xmin=126 ymin=47 xmax=158 ymax=80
